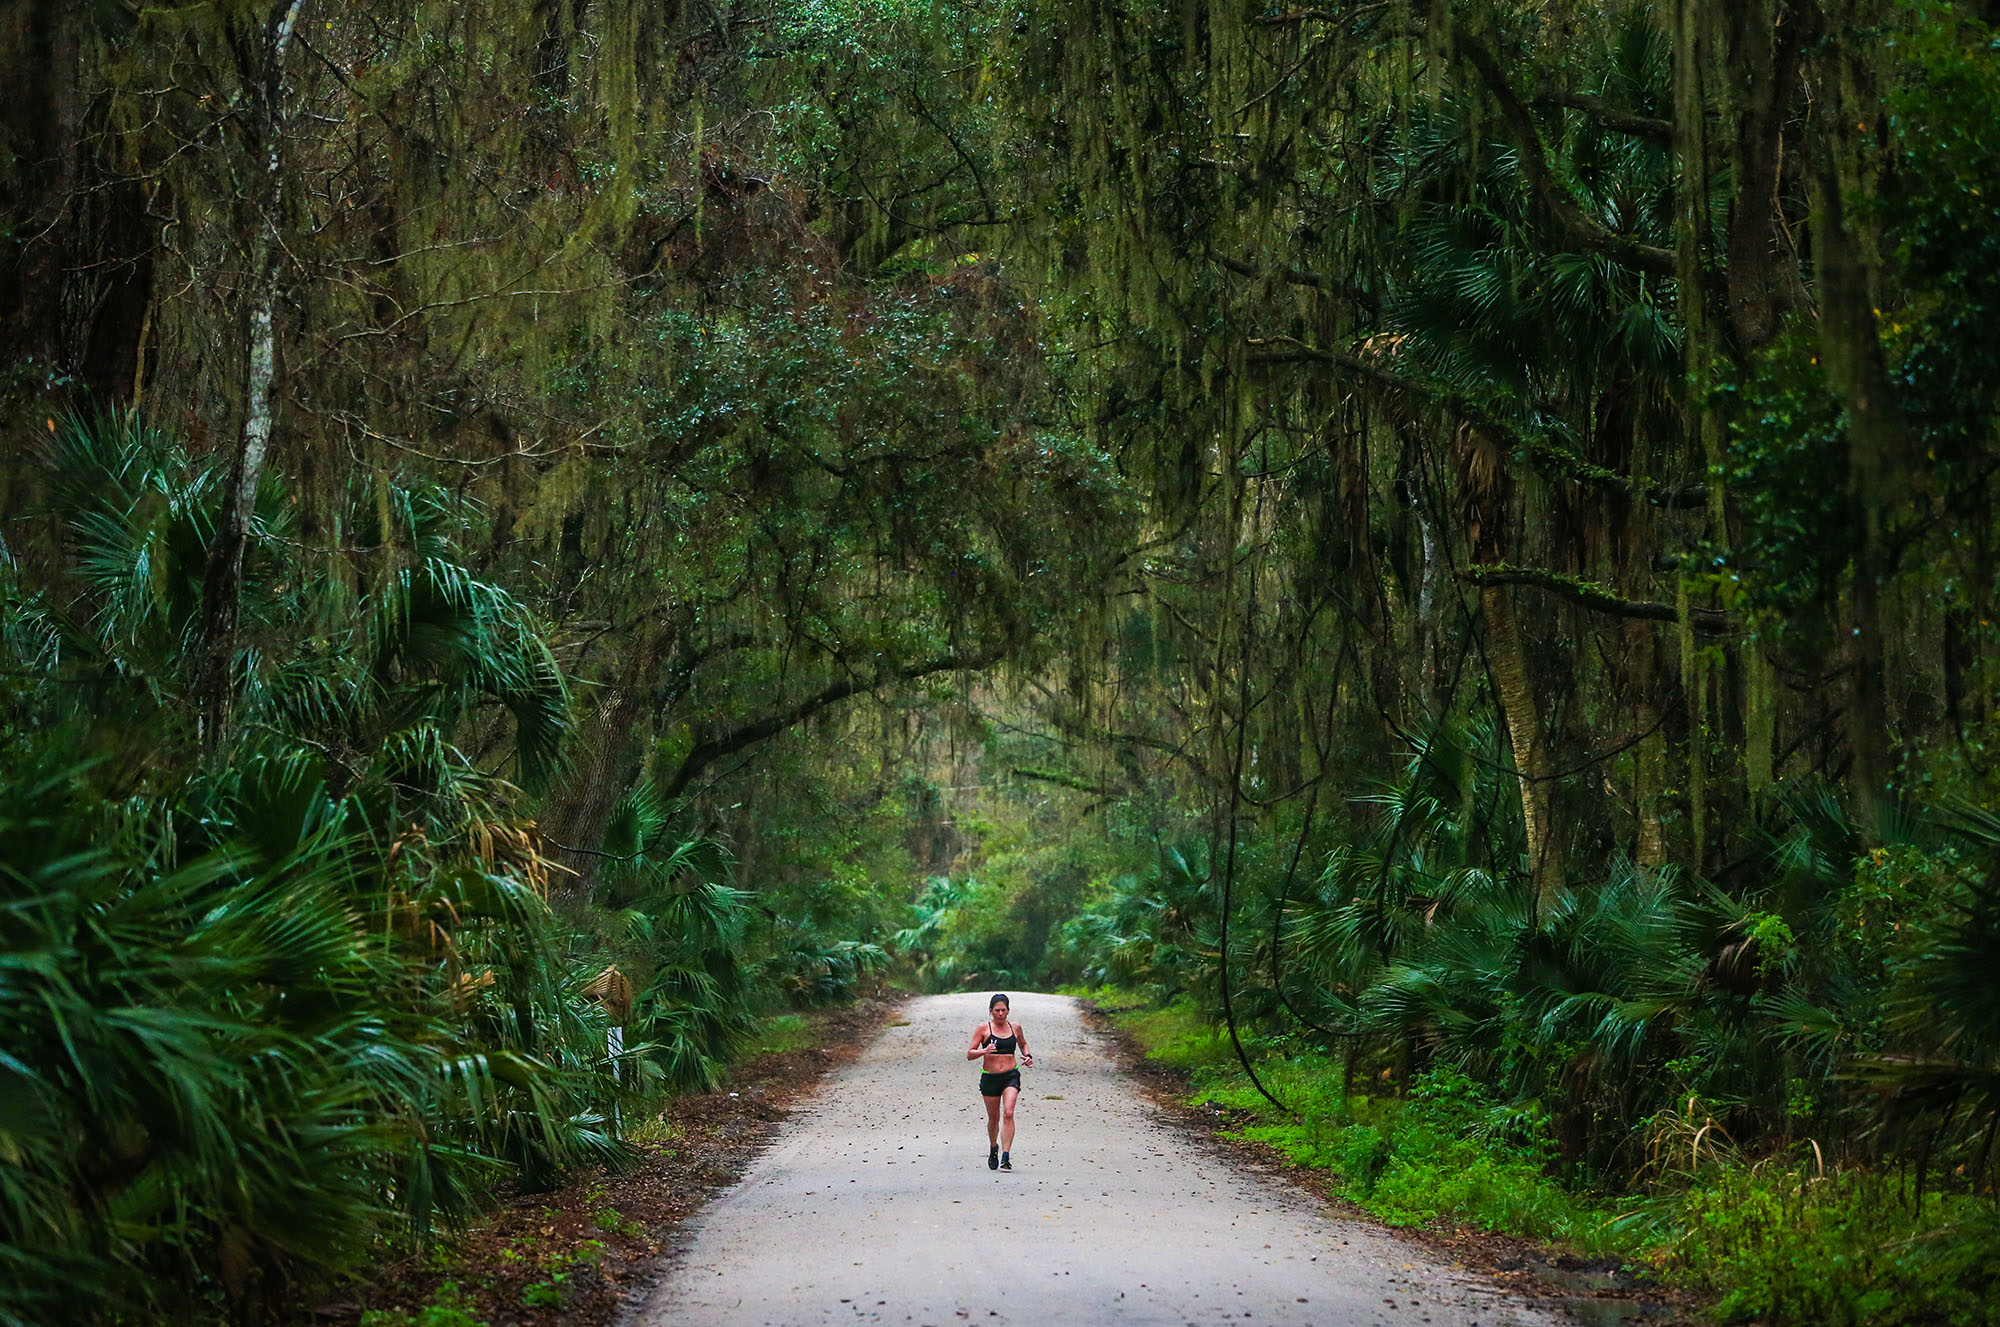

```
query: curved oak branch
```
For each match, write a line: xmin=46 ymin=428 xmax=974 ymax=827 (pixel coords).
xmin=1465 ymin=564 xmax=1736 ymax=633
xmin=659 ymin=643 xmax=1011 ymax=799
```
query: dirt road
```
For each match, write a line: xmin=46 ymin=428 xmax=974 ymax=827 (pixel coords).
xmin=633 ymin=991 xmax=1565 ymax=1327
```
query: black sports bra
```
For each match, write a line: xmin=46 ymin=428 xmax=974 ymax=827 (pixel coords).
xmin=985 ymin=1026 xmax=1018 ymax=1054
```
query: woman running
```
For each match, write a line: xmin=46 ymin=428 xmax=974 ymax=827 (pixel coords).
xmin=967 ymin=993 xmax=1033 ymax=1170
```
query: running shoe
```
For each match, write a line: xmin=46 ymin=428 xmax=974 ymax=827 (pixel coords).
xmin=988 ymin=1146 xmax=999 ymax=1171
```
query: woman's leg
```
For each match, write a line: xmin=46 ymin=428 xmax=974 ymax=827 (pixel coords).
xmin=1000 ymin=1084 xmax=1019 ymax=1152
xmin=984 ymin=1092 xmax=1001 ymax=1147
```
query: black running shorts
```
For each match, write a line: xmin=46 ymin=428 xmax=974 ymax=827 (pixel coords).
xmin=979 ymin=1068 xmax=1022 ymax=1097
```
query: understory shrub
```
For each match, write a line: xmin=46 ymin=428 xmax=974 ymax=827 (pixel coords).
xmin=1667 ymin=1170 xmax=2000 ymax=1325
xmin=1199 ymin=1062 xmax=1625 ymax=1252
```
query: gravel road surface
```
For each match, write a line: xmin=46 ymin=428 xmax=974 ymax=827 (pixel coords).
xmin=633 ymin=991 xmax=1565 ymax=1327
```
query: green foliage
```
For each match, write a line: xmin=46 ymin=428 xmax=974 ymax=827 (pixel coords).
xmin=26 ymin=413 xmax=570 ymax=817
xmin=1668 ymin=1171 xmax=2000 ymax=1326
xmin=1882 ymin=17 xmax=2000 ymax=488
xmin=891 ymin=777 xmax=1149 ymax=992
xmin=1722 ymin=328 xmax=1857 ymax=615
xmin=891 ymin=875 xmax=976 ymax=989
xmin=359 ymin=1282 xmax=488 ymax=1327
xmin=1099 ymin=986 xmax=1607 ymax=1242
xmin=1066 ymin=711 xmax=2000 ymax=1190
xmin=0 ymin=424 xmax=890 ymax=1325
xmin=1852 ymin=808 xmax=2000 ymax=1175
xmin=1232 ymin=1067 xmax=1617 ymax=1251
xmin=593 ymin=788 xmax=761 ymax=1093
xmin=745 ymin=1013 xmax=814 ymax=1056
xmin=1103 ymin=992 xmax=2000 ymax=1326
xmin=0 ymin=753 xmax=633 ymax=1323
xmin=1051 ymin=841 xmax=1218 ymax=999
xmin=592 ymin=1206 xmax=642 ymax=1239
xmin=1070 ymin=734 xmax=2000 ymax=1317
xmin=15 ymin=3 xmax=2000 ymax=1324
xmin=0 ymin=425 xmax=633 ymax=1326
xmin=1118 ymin=997 xmax=1236 ymax=1072
xmin=767 ymin=940 xmax=890 ymax=1008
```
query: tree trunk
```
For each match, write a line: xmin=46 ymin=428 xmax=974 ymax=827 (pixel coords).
xmin=543 ymin=628 xmax=670 ymax=890
xmin=191 ymin=0 xmax=309 ymax=738
xmin=1622 ymin=617 xmax=1669 ymax=866
xmin=1482 ymin=583 xmax=1561 ymax=898
xmin=1720 ymin=0 xmax=1808 ymax=353
xmin=0 ymin=0 xmax=80 ymax=378
xmin=1807 ymin=13 xmax=1908 ymax=827
xmin=1457 ymin=422 xmax=1563 ymax=898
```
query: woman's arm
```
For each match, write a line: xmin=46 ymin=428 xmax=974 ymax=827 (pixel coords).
xmin=1016 ymin=1025 xmax=1033 ymax=1066
xmin=967 ymin=1023 xmax=992 ymax=1060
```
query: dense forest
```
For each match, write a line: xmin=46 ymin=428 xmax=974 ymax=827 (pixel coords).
xmin=3 ymin=0 xmax=1999 ymax=1322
